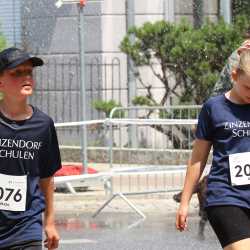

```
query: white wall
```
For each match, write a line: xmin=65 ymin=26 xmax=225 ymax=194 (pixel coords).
xmin=0 ymin=0 xmax=21 ymax=46
xmin=100 ymin=0 xmax=218 ymax=107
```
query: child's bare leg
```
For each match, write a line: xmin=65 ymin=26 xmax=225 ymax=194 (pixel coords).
xmin=224 ymin=238 xmax=250 ymax=250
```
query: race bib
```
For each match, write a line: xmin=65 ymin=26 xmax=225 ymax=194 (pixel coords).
xmin=229 ymin=152 xmax=250 ymax=186
xmin=0 ymin=173 xmax=27 ymax=211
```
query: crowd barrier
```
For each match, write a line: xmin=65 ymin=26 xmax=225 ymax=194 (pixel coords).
xmin=54 ymin=115 xmax=198 ymax=218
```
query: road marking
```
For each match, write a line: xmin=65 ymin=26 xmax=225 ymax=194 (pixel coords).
xmin=60 ymin=239 xmax=97 ymax=244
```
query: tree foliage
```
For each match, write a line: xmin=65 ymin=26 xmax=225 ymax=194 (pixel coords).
xmin=93 ymin=100 xmax=124 ymax=118
xmin=0 ymin=26 xmax=6 ymax=52
xmin=232 ymin=0 xmax=250 ymax=19
xmin=120 ymin=17 xmax=250 ymax=105
xmin=93 ymin=16 xmax=250 ymax=149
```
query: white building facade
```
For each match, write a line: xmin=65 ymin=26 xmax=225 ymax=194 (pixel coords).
xmin=0 ymin=0 xmax=219 ymax=123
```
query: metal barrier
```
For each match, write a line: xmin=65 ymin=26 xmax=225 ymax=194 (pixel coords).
xmin=54 ymin=105 xmax=201 ymax=167
xmin=109 ymin=105 xmax=201 ymax=151
xmin=92 ymin=164 xmax=187 ymax=219
xmin=100 ymin=117 xmax=197 ymax=218
xmin=54 ymin=117 xmax=198 ymax=218
xmin=107 ymin=106 xmax=201 ymax=196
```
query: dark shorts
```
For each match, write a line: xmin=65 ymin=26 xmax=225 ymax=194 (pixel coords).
xmin=0 ymin=241 xmax=42 ymax=250
xmin=206 ymin=205 xmax=250 ymax=248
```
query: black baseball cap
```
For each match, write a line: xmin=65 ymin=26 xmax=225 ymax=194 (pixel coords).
xmin=0 ymin=47 xmax=44 ymax=73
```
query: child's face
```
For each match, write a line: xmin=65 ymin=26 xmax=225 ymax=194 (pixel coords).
xmin=0 ymin=61 xmax=34 ymax=100
xmin=233 ymin=71 xmax=250 ymax=104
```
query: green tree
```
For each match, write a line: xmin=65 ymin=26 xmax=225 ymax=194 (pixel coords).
xmin=0 ymin=27 xmax=6 ymax=52
xmin=120 ymin=18 xmax=250 ymax=105
xmin=232 ymin=0 xmax=250 ymax=20
xmin=93 ymin=100 xmax=124 ymax=118
xmin=94 ymin=17 xmax=250 ymax=148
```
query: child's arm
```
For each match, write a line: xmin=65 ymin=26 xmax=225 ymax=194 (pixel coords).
xmin=40 ymin=177 xmax=60 ymax=250
xmin=176 ymin=139 xmax=212 ymax=231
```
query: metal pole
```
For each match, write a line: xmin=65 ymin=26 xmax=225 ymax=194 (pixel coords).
xmin=220 ymin=0 xmax=232 ymax=24
xmin=126 ymin=0 xmax=136 ymax=105
xmin=193 ymin=0 xmax=203 ymax=28
xmin=79 ymin=3 xmax=88 ymax=173
xmin=126 ymin=0 xmax=137 ymax=148
xmin=163 ymin=0 xmax=175 ymax=22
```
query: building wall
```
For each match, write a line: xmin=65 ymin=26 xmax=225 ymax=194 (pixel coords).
xmin=22 ymin=0 xmax=102 ymax=56
xmin=0 ymin=0 xmax=219 ymax=146
xmin=22 ymin=0 xmax=103 ymax=128
xmin=22 ymin=0 xmax=219 ymax=117
xmin=21 ymin=0 xmax=219 ymax=58
xmin=101 ymin=0 xmax=218 ymax=105
xmin=101 ymin=0 xmax=219 ymax=103
xmin=0 ymin=0 xmax=21 ymax=46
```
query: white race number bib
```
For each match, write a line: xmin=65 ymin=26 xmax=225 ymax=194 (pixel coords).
xmin=0 ymin=173 xmax=27 ymax=211
xmin=229 ymin=152 xmax=250 ymax=186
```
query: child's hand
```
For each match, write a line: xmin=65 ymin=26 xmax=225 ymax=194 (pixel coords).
xmin=176 ymin=205 xmax=188 ymax=232
xmin=44 ymin=224 xmax=60 ymax=250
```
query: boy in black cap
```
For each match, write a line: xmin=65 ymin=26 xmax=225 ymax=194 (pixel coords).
xmin=0 ymin=47 xmax=61 ymax=250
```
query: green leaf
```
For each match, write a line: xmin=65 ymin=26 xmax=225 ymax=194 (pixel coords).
xmin=93 ymin=100 xmax=124 ymax=118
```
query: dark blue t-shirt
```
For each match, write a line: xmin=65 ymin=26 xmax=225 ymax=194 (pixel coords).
xmin=0 ymin=106 xmax=61 ymax=247
xmin=196 ymin=94 xmax=250 ymax=208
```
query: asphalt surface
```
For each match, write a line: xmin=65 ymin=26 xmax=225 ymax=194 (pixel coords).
xmin=55 ymin=213 xmax=220 ymax=250
xmin=53 ymin=192 xmax=221 ymax=250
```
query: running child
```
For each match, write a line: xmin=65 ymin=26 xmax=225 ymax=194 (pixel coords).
xmin=176 ymin=50 xmax=250 ymax=250
xmin=0 ymin=47 xmax=61 ymax=250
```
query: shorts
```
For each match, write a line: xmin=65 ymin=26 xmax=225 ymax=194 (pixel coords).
xmin=206 ymin=205 xmax=250 ymax=248
xmin=0 ymin=240 xmax=42 ymax=250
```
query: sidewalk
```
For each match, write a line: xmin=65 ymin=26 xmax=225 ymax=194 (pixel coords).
xmin=54 ymin=190 xmax=200 ymax=216
xmin=54 ymin=162 xmax=194 ymax=216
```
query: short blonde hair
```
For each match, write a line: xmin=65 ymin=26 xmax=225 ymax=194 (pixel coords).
xmin=236 ymin=50 xmax=250 ymax=76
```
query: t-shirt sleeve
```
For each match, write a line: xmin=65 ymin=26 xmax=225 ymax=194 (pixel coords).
xmin=195 ymin=103 xmax=214 ymax=141
xmin=40 ymin=120 xmax=62 ymax=178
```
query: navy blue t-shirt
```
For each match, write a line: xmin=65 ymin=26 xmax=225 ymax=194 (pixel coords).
xmin=196 ymin=94 xmax=250 ymax=208
xmin=0 ymin=106 xmax=61 ymax=247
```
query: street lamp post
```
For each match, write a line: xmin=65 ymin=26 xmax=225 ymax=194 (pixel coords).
xmin=126 ymin=0 xmax=137 ymax=148
xmin=193 ymin=0 xmax=203 ymax=28
xmin=55 ymin=0 xmax=88 ymax=173
xmin=220 ymin=0 xmax=232 ymax=24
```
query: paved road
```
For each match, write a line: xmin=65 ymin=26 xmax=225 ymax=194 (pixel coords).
xmin=55 ymin=212 xmax=220 ymax=250
xmin=53 ymin=193 xmax=221 ymax=250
